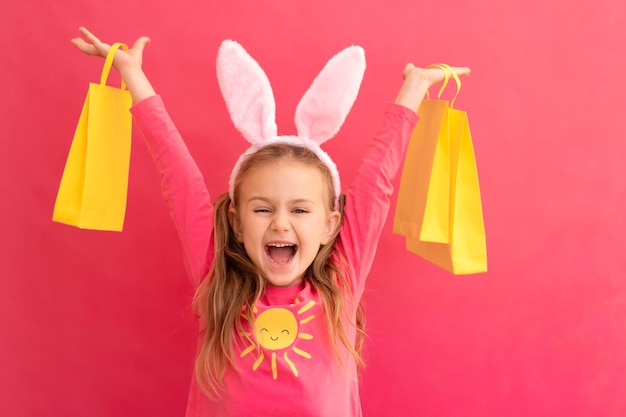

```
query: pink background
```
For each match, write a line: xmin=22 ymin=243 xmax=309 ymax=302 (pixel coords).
xmin=2 ymin=0 xmax=625 ymax=416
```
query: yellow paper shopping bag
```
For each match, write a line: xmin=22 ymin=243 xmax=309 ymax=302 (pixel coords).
xmin=400 ymin=65 xmax=487 ymax=274
xmin=393 ymin=65 xmax=458 ymax=243
xmin=53 ymin=43 xmax=132 ymax=231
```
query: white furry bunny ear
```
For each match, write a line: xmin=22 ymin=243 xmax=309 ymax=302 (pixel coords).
xmin=220 ymin=41 xmax=366 ymax=208
xmin=295 ymin=46 xmax=366 ymax=145
xmin=216 ymin=40 xmax=277 ymax=144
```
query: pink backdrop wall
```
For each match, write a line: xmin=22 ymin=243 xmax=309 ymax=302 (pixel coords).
xmin=2 ymin=0 xmax=625 ymax=416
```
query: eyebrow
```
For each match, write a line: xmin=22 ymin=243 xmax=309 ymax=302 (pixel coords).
xmin=247 ymin=196 xmax=316 ymax=205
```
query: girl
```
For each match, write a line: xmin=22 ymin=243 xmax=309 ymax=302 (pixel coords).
xmin=71 ymin=27 xmax=469 ymax=417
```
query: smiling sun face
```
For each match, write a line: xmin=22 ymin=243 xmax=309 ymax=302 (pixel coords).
xmin=254 ymin=308 xmax=298 ymax=349
xmin=240 ymin=299 xmax=316 ymax=380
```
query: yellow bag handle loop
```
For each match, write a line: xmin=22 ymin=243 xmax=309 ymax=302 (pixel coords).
xmin=424 ymin=64 xmax=450 ymax=102
xmin=426 ymin=63 xmax=462 ymax=108
xmin=100 ymin=42 xmax=128 ymax=90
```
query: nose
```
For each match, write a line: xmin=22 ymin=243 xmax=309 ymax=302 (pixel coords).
xmin=271 ymin=210 xmax=290 ymax=232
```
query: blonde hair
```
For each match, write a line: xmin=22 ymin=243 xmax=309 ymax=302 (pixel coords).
xmin=193 ymin=143 xmax=365 ymax=397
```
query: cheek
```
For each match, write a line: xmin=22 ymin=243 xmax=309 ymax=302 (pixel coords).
xmin=240 ymin=219 xmax=267 ymax=243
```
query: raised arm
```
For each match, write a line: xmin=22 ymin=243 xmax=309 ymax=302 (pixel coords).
xmin=71 ymin=27 xmax=214 ymax=286
xmin=71 ymin=26 xmax=156 ymax=103
xmin=340 ymin=64 xmax=471 ymax=295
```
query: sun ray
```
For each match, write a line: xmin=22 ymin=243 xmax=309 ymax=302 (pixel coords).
xmin=240 ymin=345 xmax=255 ymax=358
xmin=292 ymin=346 xmax=312 ymax=359
xmin=298 ymin=333 xmax=313 ymax=340
xmin=253 ymin=352 xmax=265 ymax=371
xmin=297 ymin=300 xmax=315 ymax=315
xmin=239 ymin=331 xmax=251 ymax=338
xmin=271 ymin=352 xmax=278 ymax=380
xmin=300 ymin=315 xmax=315 ymax=324
xmin=284 ymin=352 xmax=299 ymax=377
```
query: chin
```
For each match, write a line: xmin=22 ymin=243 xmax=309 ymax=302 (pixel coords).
xmin=265 ymin=276 xmax=304 ymax=288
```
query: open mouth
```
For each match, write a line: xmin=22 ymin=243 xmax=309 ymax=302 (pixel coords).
xmin=266 ymin=243 xmax=297 ymax=265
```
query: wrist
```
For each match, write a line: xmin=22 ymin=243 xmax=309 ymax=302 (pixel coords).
xmin=117 ymin=67 xmax=157 ymax=103
xmin=116 ymin=63 xmax=143 ymax=79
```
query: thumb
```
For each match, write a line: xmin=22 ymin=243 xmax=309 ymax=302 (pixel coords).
xmin=402 ymin=63 xmax=416 ymax=79
xmin=132 ymin=36 xmax=151 ymax=52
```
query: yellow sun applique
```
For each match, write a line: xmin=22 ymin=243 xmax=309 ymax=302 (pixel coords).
xmin=240 ymin=299 xmax=316 ymax=380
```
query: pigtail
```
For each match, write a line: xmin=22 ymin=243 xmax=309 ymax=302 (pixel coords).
xmin=309 ymin=193 xmax=366 ymax=372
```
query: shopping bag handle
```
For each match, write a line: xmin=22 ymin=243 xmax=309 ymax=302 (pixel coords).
xmin=425 ymin=63 xmax=461 ymax=108
xmin=100 ymin=42 xmax=128 ymax=90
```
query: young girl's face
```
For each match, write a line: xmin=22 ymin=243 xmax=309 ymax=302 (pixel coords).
xmin=229 ymin=158 xmax=340 ymax=287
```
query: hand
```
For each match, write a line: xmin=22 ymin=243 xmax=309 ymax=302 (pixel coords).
xmin=394 ymin=63 xmax=471 ymax=111
xmin=402 ymin=63 xmax=471 ymax=88
xmin=71 ymin=26 xmax=150 ymax=75
xmin=71 ymin=26 xmax=156 ymax=103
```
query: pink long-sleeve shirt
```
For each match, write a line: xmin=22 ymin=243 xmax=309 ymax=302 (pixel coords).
xmin=131 ymin=95 xmax=417 ymax=417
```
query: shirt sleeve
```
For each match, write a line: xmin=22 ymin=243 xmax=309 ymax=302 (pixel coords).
xmin=338 ymin=102 xmax=418 ymax=298
xmin=130 ymin=95 xmax=214 ymax=287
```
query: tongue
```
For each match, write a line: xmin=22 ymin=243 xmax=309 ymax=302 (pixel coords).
xmin=268 ymin=246 xmax=294 ymax=264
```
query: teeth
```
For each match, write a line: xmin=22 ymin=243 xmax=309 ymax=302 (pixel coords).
xmin=267 ymin=243 xmax=295 ymax=248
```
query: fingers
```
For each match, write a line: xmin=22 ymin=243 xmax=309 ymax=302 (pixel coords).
xmin=71 ymin=26 xmax=109 ymax=57
xmin=451 ymin=66 xmax=471 ymax=77
xmin=426 ymin=66 xmax=471 ymax=87
xmin=70 ymin=37 xmax=97 ymax=55
xmin=402 ymin=64 xmax=471 ymax=83
xmin=428 ymin=65 xmax=471 ymax=78
xmin=78 ymin=26 xmax=102 ymax=46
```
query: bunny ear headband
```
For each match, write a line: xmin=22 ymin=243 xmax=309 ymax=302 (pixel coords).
xmin=216 ymin=40 xmax=366 ymax=208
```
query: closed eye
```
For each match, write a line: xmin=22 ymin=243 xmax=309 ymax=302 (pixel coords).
xmin=281 ymin=330 xmax=290 ymax=334
xmin=291 ymin=208 xmax=308 ymax=214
